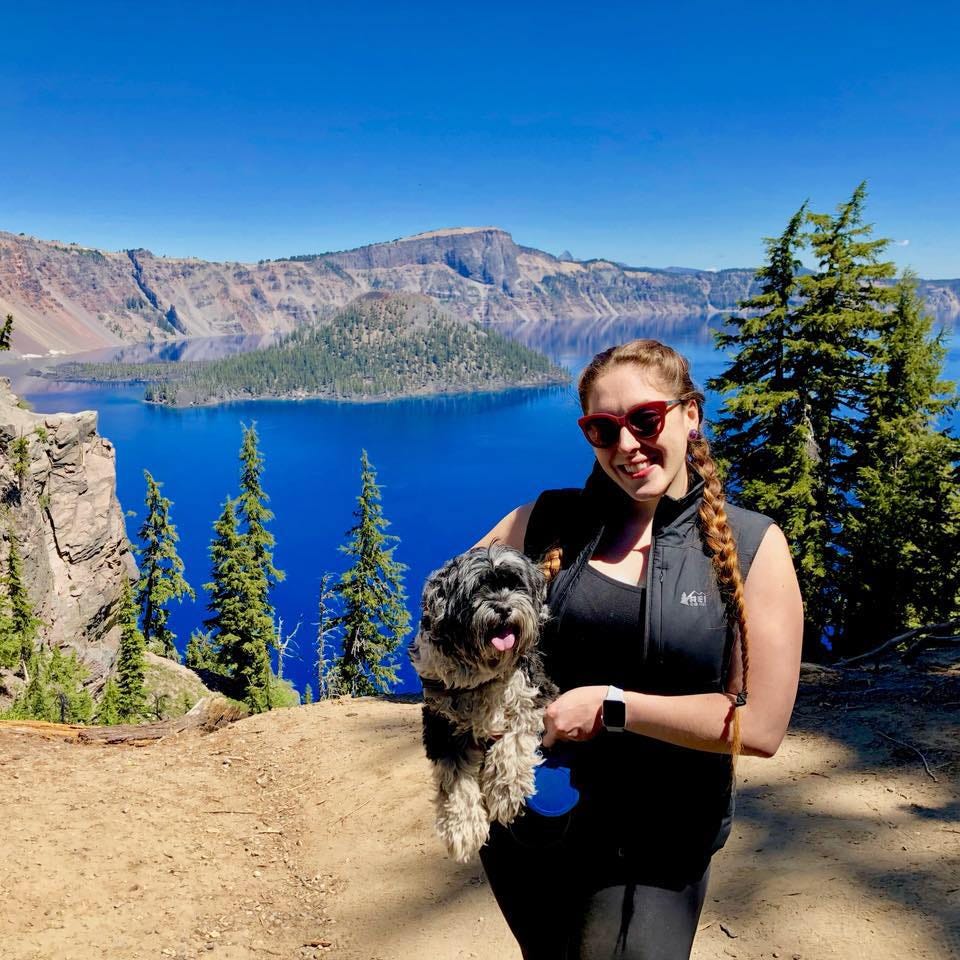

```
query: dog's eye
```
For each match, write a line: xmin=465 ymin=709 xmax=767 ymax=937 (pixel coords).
xmin=491 ymin=571 xmax=519 ymax=591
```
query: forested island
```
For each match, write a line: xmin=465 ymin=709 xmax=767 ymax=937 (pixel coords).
xmin=40 ymin=293 xmax=569 ymax=406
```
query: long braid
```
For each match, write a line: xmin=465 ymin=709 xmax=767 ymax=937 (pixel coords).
xmin=688 ymin=431 xmax=749 ymax=774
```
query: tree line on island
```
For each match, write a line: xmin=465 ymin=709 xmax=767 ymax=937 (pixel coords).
xmin=47 ymin=295 xmax=569 ymax=406
xmin=1 ymin=182 xmax=958 ymax=725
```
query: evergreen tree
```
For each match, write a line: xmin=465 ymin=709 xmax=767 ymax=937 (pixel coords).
xmin=303 ymin=683 xmax=314 ymax=705
xmin=97 ymin=677 xmax=122 ymax=725
xmin=0 ymin=313 xmax=13 ymax=351
xmin=791 ymin=182 xmax=898 ymax=649
xmin=237 ymin=423 xmax=284 ymax=651
xmin=0 ymin=533 xmax=41 ymax=675
xmin=0 ymin=603 xmax=16 ymax=669
xmin=184 ymin=628 xmax=220 ymax=671
xmin=5 ymin=648 xmax=54 ymax=720
xmin=331 ymin=451 xmax=410 ymax=695
xmin=2 ymin=645 xmax=93 ymax=723
xmin=204 ymin=496 xmax=273 ymax=712
xmin=314 ymin=572 xmax=337 ymax=699
xmin=135 ymin=471 xmax=194 ymax=661
xmin=115 ymin=579 xmax=147 ymax=722
xmin=709 ymin=203 xmax=811 ymax=516
xmin=12 ymin=433 xmax=30 ymax=491
xmin=843 ymin=273 xmax=960 ymax=649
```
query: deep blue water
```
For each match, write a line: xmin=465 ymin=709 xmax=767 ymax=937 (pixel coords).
xmin=19 ymin=325 xmax=960 ymax=696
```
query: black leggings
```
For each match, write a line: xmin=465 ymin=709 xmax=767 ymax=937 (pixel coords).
xmin=479 ymin=820 xmax=712 ymax=960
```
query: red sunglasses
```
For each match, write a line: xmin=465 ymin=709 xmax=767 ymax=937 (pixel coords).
xmin=578 ymin=399 xmax=683 ymax=448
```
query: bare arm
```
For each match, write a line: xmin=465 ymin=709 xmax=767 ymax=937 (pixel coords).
xmin=542 ymin=524 xmax=804 ymax=758
xmin=471 ymin=502 xmax=536 ymax=552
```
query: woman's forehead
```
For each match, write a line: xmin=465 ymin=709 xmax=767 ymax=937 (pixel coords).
xmin=585 ymin=365 xmax=672 ymax=410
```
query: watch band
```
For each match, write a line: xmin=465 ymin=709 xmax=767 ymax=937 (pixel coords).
xmin=602 ymin=685 xmax=626 ymax=733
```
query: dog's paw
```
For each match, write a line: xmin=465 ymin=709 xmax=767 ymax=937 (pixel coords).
xmin=437 ymin=801 xmax=490 ymax=863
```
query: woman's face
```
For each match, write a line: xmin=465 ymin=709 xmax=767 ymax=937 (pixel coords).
xmin=584 ymin=364 xmax=700 ymax=509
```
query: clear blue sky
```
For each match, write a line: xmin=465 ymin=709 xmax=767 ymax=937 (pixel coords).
xmin=3 ymin=1 xmax=959 ymax=276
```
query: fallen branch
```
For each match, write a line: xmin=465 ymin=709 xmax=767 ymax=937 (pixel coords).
xmin=836 ymin=620 xmax=960 ymax=668
xmin=873 ymin=728 xmax=938 ymax=782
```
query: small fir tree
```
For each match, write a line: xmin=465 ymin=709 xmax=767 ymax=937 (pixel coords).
xmin=314 ymin=572 xmax=337 ymax=699
xmin=303 ymin=683 xmax=314 ymax=705
xmin=0 ymin=314 xmax=13 ymax=351
xmin=185 ymin=628 xmax=220 ymax=671
xmin=5 ymin=535 xmax=41 ymax=676
xmin=331 ymin=451 xmax=410 ymax=695
xmin=3 ymin=645 xmax=93 ymax=723
xmin=115 ymin=579 xmax=147 ymax=723
xmin=97 ymin=677 xmax=122 ymax=725
xmin=12 ymin=434 xmax=30 ymax=491
xmin=204 ymin=496 xmax=273 ymax=712
xmin=136 ymin=471 xmax=194 ymax=660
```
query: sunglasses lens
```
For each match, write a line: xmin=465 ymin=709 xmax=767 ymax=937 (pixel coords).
xmin=626 ymin=407 xmax=662 ymax=438
xmin=581 ymin=418 xmax=619 ymax=447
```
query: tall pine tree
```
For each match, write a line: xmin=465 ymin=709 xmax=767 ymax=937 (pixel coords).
xmin=709 ymin=203 xmax=810 ymax=516
xmin=331 ymin=450 xmax=410 ymax=695
xmin=136 ymin=471 xmax=194 ymax=661
xmin=842 ymin=273 xmax=960 ymax=649
xmin=791 ymin=182 xmax=898 ymax=650
xmin=237 ymin=423 xmax=284 ymax=652
xmin=204 ymin=496 xmax=273 ymax=712
xmin=116 ymin=579 xmax=147 ymax=723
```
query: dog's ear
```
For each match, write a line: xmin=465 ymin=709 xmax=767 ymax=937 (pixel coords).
xmin=421 ymin=557 xmax=457 ymax=627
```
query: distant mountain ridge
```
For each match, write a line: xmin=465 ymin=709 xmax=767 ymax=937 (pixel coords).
xmin=1 ymin=227 xmax=957 ymax=356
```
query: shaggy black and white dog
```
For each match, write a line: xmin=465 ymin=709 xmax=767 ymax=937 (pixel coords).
xmin=409 ymin=544 xmax=557 ymax=862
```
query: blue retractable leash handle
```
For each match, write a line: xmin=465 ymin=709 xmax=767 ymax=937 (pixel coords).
xmin=527 ymin=743 xmax=580 ymax=817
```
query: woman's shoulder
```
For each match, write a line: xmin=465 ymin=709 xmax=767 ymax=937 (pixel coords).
xmin=722 ymin=501 xmax=778 ymax=576
xmin=472 ymin=487 xmax=584 ymax=556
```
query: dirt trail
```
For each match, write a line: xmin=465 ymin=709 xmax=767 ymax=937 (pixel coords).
xmin=2 ymin=670 xmax=958 ymax=960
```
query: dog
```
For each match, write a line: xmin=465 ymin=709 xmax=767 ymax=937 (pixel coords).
xmin=409 ymin=544 xmax=557 ymax=862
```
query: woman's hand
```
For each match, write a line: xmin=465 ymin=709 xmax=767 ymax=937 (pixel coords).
xmin=542 ymin=686 xmax=606 ymax=748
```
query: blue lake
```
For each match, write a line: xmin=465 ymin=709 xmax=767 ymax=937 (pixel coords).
xmin=18 ymin=323 xmax=960 ymax=696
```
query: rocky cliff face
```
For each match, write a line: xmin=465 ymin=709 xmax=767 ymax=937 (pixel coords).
xmin=0 ymin=379 xmax=136 ymax=704
xmin=1 ymin=227 xmax=957 ymax=356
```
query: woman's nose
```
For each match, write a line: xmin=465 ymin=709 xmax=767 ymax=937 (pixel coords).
xmin=616 ymin=425 xmax=640 ymax=451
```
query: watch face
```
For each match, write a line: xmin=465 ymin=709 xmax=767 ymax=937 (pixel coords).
xmin=603 ymin=698 xmax=626 ymax=730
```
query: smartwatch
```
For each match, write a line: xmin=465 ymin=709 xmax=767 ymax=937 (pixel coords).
xmin=601 ymin=685 xmax=626 ymax=733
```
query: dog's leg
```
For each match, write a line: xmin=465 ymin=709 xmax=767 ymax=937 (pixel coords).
xmin=481 ymin=729 xmax=541 ymax=826
xmin=480 ymin=674 xmax=545 ymax=825
xmin=423 ymin=708 xmax=490 ymax=862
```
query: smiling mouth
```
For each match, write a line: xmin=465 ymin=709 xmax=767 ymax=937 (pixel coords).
xmin=618 ymin=461 xmax=654 ymax=478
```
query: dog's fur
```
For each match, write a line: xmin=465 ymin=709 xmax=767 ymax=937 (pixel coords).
xmin=409 ymin=544 xmax=557 ymax=862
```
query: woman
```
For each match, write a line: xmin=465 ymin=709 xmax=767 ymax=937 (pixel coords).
xmin=472 ymin=340 xmax=803 ymax=960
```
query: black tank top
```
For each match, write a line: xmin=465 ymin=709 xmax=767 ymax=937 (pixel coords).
xmin=544 ymin=558 xmax=718 ymax=861
xmin=545 ymin=562 xmax=646 ymax=694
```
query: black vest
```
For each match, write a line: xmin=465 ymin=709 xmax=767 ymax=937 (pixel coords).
xmin=524 ymin=463 xmax=773 ymax=858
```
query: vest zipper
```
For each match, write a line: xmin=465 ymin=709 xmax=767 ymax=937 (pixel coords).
xmin=643 ymin=531 xmax=656 ymax=669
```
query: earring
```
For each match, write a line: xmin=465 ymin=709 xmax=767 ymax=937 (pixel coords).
xmin=688 ymin=429 xmax=701 ymax=441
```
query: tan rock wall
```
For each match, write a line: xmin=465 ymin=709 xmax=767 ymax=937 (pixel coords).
xmin=0 ymin=379 xmax=136 ymax=699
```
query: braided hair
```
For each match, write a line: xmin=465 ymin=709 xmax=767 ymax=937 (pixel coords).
xmin=543 ymin=339 xmax=749 ymax=766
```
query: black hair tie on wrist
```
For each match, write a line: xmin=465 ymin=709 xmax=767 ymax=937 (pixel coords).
xmin=734 ymin=690 xmax=747 ymax=707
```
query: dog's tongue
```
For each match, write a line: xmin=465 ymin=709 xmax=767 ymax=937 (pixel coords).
xmin=490 ymin=628 xmax=516 ymax=652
